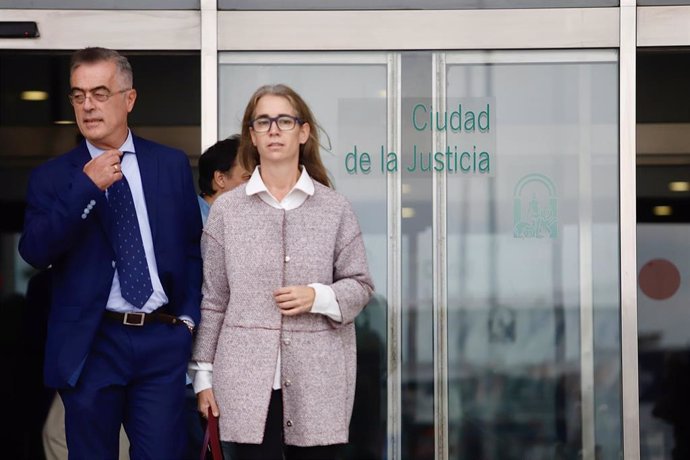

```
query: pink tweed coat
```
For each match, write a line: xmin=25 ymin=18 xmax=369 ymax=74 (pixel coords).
xmin=191 ymin=181 xmax=374 ymax=446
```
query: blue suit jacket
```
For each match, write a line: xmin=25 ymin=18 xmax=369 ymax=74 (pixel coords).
xmin=19 ymin=136 xmax=202 ymax=389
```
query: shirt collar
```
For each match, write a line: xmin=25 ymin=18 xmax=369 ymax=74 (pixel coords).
xmin=197 ymin=195 xmax=210 ymax=213
xmin=245 ymin=165 xmax=315 ymax=198
xmin=85 ymin=129 xmax=135 ymax=158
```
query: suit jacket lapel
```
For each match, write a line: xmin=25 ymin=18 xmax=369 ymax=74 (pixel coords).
xmin=68 ymin=141 xmax=91 ymax=168
xmin=133 ymin=136 xmax=159 ymax=242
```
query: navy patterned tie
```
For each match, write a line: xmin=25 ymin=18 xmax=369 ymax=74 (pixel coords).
xmin=109 ymin=171 xmax=153 ymax=309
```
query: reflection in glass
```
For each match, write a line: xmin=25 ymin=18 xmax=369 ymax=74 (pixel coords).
xmin=638 ymin=222 xmax=690 ymax=459
xmin=638 ymin=49 xmax=690 ymax=457
xmin=445 ymin=53 xmax=621 ymax=459
xmin=400 ymin=52 xmax=436 ymax=460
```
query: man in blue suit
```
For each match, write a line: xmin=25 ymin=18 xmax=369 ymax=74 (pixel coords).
xmin=19 ymin=47 xmax=202 ymax=460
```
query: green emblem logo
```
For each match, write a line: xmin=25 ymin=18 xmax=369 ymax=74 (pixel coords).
xmin=513 ymin=173 xmax=558 ymax=239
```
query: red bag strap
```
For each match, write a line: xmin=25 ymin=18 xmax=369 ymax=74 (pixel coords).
xmin=199 ymin=408 xmax=222 ymax=460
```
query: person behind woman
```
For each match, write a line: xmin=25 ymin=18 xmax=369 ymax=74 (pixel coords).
xmin=197 ymin=135 xmax=251 ymax=225
xmin=190 ymin=84 xmax=374 ymax=460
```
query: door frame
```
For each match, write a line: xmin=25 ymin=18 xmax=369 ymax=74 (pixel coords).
xmin=8 ymin=3 xmax=686 ymax=459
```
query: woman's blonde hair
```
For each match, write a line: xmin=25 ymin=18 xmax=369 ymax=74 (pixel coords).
xmin=238 ymin=84 xmax=332 ymax=188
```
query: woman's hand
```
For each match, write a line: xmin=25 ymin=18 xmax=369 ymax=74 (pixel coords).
xmin=197 ymin=388 xmax=220 ymax=418
xmin=274 ymin=285 xmax=315 ymax=316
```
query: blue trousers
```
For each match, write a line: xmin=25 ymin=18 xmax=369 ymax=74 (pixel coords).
xmin=60 ymin=319 xmax=192 ymax=460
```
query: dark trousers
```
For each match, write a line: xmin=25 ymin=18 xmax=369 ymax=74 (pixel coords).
xmin=228 ymin=390 xmax=344 ymax=460
xmin=186 ymin=383 xmax=205 ymax=459
xmin=60 ymin=320 xmax=192 ymax=460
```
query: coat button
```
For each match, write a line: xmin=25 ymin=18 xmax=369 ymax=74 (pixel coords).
xmin=284 ymin=255 xmax=290 ymax=262
xmin=286 ymin=420 xmax=293 ymax=427
xmin=284 ymin=380 xmax=291 ymax=387
xmin=81 ymin=213 xmax=87 ymax=219
xmin=90 ymin=199 xmax=96 ymax=206
xmin=283 ymin=338 xmax=291 ymax=345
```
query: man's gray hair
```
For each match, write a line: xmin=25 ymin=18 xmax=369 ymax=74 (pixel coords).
xmin=70 ymin=47 xmax=133 ymax=87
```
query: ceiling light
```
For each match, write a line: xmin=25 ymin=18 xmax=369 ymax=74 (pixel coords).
xmin=669 ymin=181 xmax=690 ymax=192
xmin=402 ymin=207 xmax=415 ymax=219
xmin=54 ymin=120 xmax=75 ymax=125
xmin=21 ymin=90 xmax=48 ymax=101
xmin=653 ymin=205 xmax=672 ymax=217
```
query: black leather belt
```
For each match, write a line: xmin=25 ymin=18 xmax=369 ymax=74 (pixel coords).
xmin=104 ymin=310 xmax=183 ymax=327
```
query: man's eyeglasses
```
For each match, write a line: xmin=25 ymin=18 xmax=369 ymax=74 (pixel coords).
xmin=68 ymin=88 xmax=130 ymax=105
xmin=249 ymin=115 xmax=303 ymax=133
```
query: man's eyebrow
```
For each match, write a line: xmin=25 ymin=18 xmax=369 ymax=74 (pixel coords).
xmin=70 ymin=85 xmax=110 ymax=92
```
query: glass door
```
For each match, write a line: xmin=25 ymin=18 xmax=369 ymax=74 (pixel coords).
xmin=217 ymin=53 xmax=392 ymax=459
xmin=637 ymin=6 xmax=690 ymax=459
xmin=218 ymin=48 xmax=623 ymax=459
xmin=442 ymin=50 xmax=621 ymax=459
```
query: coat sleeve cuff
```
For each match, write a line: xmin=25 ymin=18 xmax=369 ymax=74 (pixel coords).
xmin=308 ymin=283 xmax=342 ymax=322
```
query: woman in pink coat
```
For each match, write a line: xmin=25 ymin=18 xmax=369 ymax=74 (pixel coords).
xmin=191 ymin=84 xmax=374 ymax=460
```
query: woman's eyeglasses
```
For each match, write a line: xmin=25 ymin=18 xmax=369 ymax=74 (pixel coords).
xmin=250 ymin=115 xmax=303 ymax=133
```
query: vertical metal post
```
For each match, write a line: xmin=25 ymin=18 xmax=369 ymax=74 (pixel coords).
xmin=578 ymin=64 xmax=595 ymax=460
xmin=200 ymin=0 xmax=218 ymax=153
xmin=432 ymin=52 xmax=449 ymax=460
xmin=620 ymin=2 xmax=641 ymax=459
xmin=387 ymin=52 xmax=403 ymax=460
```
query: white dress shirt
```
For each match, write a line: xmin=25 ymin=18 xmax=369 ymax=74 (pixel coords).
xmin=190 ymin=166 xmax=342 ymax=393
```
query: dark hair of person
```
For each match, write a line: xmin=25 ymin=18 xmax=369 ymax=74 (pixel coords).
xmin=70 ymin=47 xmax=133 ymax=88
xmin=237 ymin=84 xmax=332 ymax=188
xmin=198 ymin=135 xmax=241 ymax=197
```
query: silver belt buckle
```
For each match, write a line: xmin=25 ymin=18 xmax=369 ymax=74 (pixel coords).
xmin=123 ymin=312 xmax=145 ymax=326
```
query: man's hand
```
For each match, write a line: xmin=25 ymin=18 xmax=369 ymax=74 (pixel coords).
xmin=197 ymin=388 xmax=220 ymax=418
xmin=274 ymin=285 xmax=315 ymax=316
xmin=83 ymin=149 xmax=123 ymax=191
